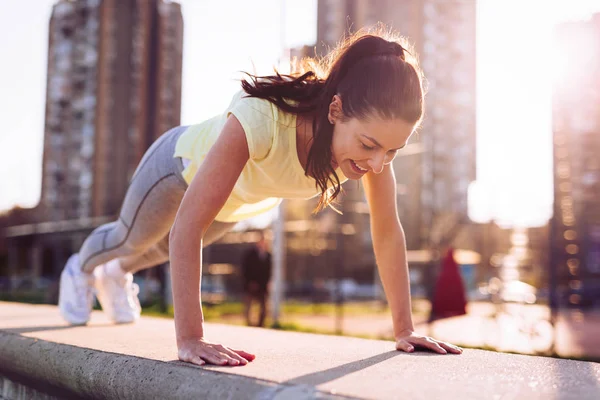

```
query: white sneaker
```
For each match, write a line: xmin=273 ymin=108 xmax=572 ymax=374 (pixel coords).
xmin=59 ymin=253 xmax=95 ymax=325
xmin=94 ymin=260 xmax=141 ymax=324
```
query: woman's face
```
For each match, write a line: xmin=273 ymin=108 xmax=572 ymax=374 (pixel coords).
xmin=328 ymin=97 xmax=414 ymax=180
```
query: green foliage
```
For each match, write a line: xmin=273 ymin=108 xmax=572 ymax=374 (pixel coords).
xmin=0 ymin=291 xmax=46 ymax=304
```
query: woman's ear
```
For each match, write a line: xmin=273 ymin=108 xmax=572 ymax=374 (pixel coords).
xmin=327 ymin=94 xmax=343 ymax=125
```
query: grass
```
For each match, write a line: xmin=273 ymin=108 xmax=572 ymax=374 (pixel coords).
xmin=272 ymin=321 xmax=380 ymax=340
xmin=140 ymin=300 xmax=396 ymax=320
xmin=0 ymin=291 xmax=47 ymax=304
xmin=140 ymin=299 xmax=425 ymax=343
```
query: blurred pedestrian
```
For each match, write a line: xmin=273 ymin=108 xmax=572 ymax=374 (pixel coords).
xmin=241 ymin=232 xmax=272 ymax=327
xmin=429 ymin=248 xmax=467 ymax=321
xmin=58 ymin=24 xmax=463 ymax=367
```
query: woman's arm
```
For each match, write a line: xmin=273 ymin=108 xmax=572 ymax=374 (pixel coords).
xmin=362 ymin=164 xmax=462 ymax=354
xmin=169 ymin=115 xmax=254 ymax=366
xmin=362 ymin=164 xmax=413 ymax=333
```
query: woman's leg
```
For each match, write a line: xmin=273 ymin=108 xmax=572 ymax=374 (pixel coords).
xmin=118 ymin=220 xmax=237 ymax=273
xmin=60 ymin=126 xmax=188 ymax=324
xmin=244 ymin=292 xmax=253 ymax=326
xmin=117 ymin=235 xmax=170 ymax=273
xmin=257 ymin=290 xmax=268 ymax=327
xmin=78 ymin=125 xmax=189 ymax=274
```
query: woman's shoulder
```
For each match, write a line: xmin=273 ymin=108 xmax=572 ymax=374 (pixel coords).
xmin=226 ymin=90 xmax=299 ymax=136
xmin=227 ymin=90 xmax=275 ymax=117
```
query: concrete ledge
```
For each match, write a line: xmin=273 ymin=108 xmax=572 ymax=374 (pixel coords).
xmin=0 ymin=332 xmax=330 ymax=399
xmin=1 ymin=302 xmax=600 ymax=399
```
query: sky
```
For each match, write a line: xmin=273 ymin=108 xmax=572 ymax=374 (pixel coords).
xmin=0 ymin=0 xmax=316 ymax=212
xmin=0 ymin=0 xmax=599 ymax=228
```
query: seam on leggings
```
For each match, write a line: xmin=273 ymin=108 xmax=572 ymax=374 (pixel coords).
xmin=129 ymin=139 xmax=167 ymax=186
xmin=88 ymin=226 xmax=113 ymax=237
xmin=128 ymin=126 xmax=182 ymax=186
xmin=174 ymin=172 xmax=188 ymax=189
xmin=81 ymin=173 xmax=179 ymax=270
xmin=119 ymin=216 xmax=130 ymax=229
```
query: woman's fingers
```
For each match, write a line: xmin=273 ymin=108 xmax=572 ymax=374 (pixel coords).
xmin=438 ymin=341 xmax=463 ymax=354
xmin=179 ymin=340 xmax=254 ymax=366
xmin=232 ymin=349 xmax=256 ymax=361
xmin=179 ymin=349 xmax=210 ymax=365
xmin=217 ymin=347 xmax=249 ymax=365
xmin=420 ymin=338 xmax=463 ymax=354
xmin=397 ymin=336 xmax=462 ymax=355
xmin=420 ymin=338 xmax=447 ymax=354
xmin=209 ymin=344 xmax=247 ymax=365
xmin=190 ymin=356 xmax=206 ymax=366
xmin=395 ymin=340 xmax=414 ymax=353
xmin=227 ymin=355 xmax=247 ymax=365
xmin=184 ymin=347 xmax=228 ymax=366
xmin=203 ymin=349 xmax=231 ymax=365
xmin=203 ymin=346 xmax=251 ymax=366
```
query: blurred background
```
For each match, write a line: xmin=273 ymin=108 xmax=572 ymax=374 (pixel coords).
xmin=1 ymin=0 xmax=599 ymax=361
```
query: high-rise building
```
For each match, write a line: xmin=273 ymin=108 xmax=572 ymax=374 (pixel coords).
xmin=42 ymin=0 xmax=183 ymax=221
xmin=316 ymin=0 xmax=477 ymax=252
xmin=550 ymin=14 xmax=600 ymax=308
xmin=1 ymin=0 xmax=183 ymax=286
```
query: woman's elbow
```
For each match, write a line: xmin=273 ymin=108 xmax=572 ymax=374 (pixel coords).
xmin=169 ymin=217 xmax=208 ymax=253
xmin=169 ymin=219 xmax=195 ymax=254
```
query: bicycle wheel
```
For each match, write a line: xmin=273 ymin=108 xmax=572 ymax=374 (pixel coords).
xmin=530 ymin=319 xmax=555 ymax=353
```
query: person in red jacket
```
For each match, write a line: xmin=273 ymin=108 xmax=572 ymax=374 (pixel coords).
xmin=430 ymin=248 xmax=468 ymax=321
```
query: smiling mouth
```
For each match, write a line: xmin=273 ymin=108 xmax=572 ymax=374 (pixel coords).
xmin=350 ymin=160 xmax=368 ymax=173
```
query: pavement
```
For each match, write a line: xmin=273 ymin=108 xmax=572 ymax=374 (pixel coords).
xmin=1 ymin=301 xmax=600 ymax=399
xmin=425 ymin=302 xmax=600 ymax=359
xmin=231 ymin=301 xmax=599 ymax=360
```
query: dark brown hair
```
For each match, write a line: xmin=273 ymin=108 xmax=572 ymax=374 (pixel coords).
xmin=241 ymin=26 xmax=425 ymax=212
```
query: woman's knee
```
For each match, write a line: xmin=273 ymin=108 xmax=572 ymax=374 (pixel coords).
xmin=121 ymin=240 xmax=152 ymax=257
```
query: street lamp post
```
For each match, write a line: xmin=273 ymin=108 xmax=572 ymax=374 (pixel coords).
xmin=271 ymin=201 xmax=286 ymax=328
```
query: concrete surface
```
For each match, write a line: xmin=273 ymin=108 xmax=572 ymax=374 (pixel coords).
xmin=1 ymin=301 xmax=599 ymax=400
xmin=228 ymin=301 xmax=600 ymax=359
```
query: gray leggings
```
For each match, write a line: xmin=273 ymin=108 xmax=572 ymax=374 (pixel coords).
xmin=79 ymin=126 xmax=236 ymax=274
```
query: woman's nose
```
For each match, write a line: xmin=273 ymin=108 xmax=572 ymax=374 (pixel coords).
xmin=368 ymin=152 xmax=386 ymax=174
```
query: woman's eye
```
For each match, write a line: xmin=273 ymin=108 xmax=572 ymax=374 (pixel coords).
xmin=361 ymin=143 xmax=375 ymax=150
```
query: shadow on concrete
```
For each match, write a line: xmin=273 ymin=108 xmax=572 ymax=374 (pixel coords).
xmin=280 ymin=348 xmax=456 ymax=388
xmin=283 ymin=351 xmax=401 ymax=387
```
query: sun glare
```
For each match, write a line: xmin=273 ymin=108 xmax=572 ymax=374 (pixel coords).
xmin=475 ymin=0 xmax=600 ymax=228
xmin=552 ymin=24 xmax=597 ymax=87
xmin=476 ymin=0 xmax=554 ymax=228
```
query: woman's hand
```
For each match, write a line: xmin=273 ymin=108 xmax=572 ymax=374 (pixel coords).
xmin=395 ymin=329 xmax=463 ymax=355
xmin=178 ymin=337 xmax=256 ymax=366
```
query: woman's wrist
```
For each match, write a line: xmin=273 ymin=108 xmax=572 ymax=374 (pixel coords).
xmin=176 ymin=328 xmax=205 ymax=346
xmin=393 ymin=319 xmax=415 ymax=338
xmin=175 ymin=311 xmax=205 ymax=346
xmin=394 ymin=327 xmax=414 ymax=338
